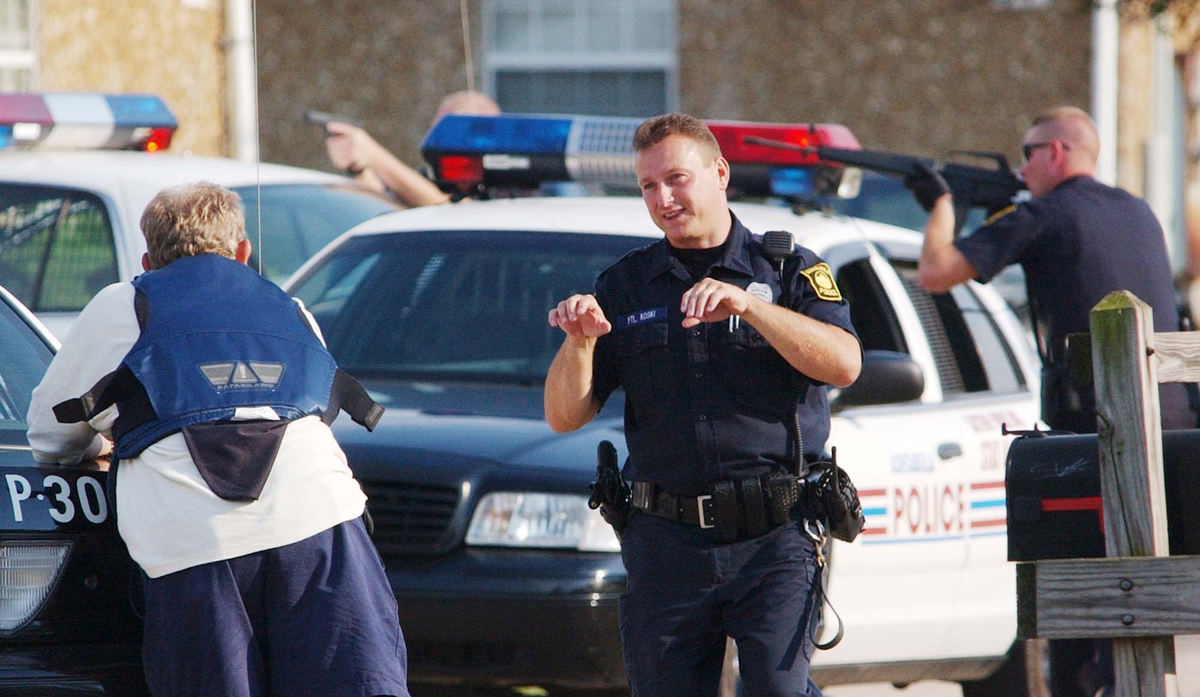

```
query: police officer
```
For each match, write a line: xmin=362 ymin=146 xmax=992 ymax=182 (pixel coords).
xmin=910 ymin=105 xmax=1192 ymax=697
xmin=544 ymin=113 xmax=861 ymax=697
xmin=27 ymin=182 xmax=410 ymax=697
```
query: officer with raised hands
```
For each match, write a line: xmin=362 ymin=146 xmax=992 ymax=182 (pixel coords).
xmin=544 ymin=113 xmax=861 ymax=697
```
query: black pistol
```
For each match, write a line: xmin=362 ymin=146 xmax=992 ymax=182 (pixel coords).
xmin=588 ymin=440 xmax=632 ymax=535
xmin=303 ymin=110 xmax=364 ymax=133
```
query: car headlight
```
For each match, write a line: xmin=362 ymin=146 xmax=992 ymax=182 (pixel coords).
xmin=0 ymin=541 xmax=72 ymax=633
xmin=466 ymin=492 xmax=621 ymax=552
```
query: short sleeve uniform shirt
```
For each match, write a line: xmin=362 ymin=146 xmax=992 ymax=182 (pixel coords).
xmin=591 ymin=214 xmax=858 ymax=496
xmin=955 ymin=175 xmax=1179 ymax=348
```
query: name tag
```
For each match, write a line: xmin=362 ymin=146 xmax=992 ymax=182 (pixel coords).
xmin=618 ymin=307 xmax=667 ymax=330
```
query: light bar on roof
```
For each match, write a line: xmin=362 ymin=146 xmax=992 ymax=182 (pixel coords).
xmin=421 ymin=113 xmax=862 ymax=199
xmin=0 ymin=93 xmax=177 ymax=152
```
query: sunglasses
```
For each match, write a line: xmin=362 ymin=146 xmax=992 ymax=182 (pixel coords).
xmin=1021 ymin=141 xmax=1057 ymax=163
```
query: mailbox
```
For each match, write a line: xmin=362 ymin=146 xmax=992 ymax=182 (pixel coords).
xmin=1005 ymin=429 xmax=1200 ymax=561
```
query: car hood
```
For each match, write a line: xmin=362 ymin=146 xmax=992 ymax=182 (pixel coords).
xmin=331 ymin=379 xmax=626 ymax=479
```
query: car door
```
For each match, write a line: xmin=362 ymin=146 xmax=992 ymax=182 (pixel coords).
xmin=817 ymin=238 xmax=1040 ymax=667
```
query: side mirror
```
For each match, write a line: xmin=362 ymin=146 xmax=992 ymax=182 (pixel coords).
xmin=832 ymin=350 xmax=924 ymax=410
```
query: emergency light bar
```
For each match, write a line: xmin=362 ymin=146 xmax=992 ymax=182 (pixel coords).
xmin=0 ymin=93 xmax=177 ymax=151
xmin=421 ymin=114 xmax=863 ymax=200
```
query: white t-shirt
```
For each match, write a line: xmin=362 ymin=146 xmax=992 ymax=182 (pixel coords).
xmin=26 ymin=282 xmax=367 ymax=578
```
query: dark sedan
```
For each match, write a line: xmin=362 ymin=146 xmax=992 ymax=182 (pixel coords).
xmin=0 ymin=285 xmax=146 ymax=695
xmin=293 ymin=226 xmax=642 ymax=694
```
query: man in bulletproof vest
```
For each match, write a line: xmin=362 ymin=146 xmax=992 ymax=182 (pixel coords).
xmin=544 ymin=113 xmax=862 ymax=697
xmin=908 ymin=106 xmax=1194 ymax=697
xmin=26 ymin=182 xmax=410 ymax=697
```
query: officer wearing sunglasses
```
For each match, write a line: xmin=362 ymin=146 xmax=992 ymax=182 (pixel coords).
xmin=906 ymin=105 xmax=1194 ymax=697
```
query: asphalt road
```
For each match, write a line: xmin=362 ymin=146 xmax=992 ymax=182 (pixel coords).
xmin=824 ymin=635 xmax=1200 ymax=696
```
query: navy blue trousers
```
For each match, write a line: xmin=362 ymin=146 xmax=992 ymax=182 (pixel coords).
xmin=140 ymin=517 xmax=410 ymax=697
xmin=619 ymin=513 xmax=824 ymax=697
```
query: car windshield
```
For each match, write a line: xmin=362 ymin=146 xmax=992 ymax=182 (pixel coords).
xmin=0 ymin=297 xmax=52 ymax=432
xmin=291 ymin=229 xmax=648 ymax=384
xmin=235 ymin=183 xmax=400 ymax=284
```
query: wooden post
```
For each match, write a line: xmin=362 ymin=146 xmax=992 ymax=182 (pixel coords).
xmin=1090 ymin=291 xmax=1175 ymax=697
xmin=1015 ymin=291 xmax=1200 ymax=696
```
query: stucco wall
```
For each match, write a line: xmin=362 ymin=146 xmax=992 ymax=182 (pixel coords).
xmin=253 ymin=0 xmax=1093 ymax=175
xmin=678 ymin=0 xmax=1092 ymax=168
xmin=36 ymin=0 xmax=225 ymax=156
xmin=255 ymin=0 xmax=479 ymax=172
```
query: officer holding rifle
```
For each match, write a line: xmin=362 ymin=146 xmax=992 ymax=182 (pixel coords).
xmin=908 ymin=105 xmax=1193 ymax=697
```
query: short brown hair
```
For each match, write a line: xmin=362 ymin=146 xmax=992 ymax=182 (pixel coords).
xmin=633 ymin=113 xmax=721 ymax=161
xmin=140 ymin=182 xmax=245 ymax=269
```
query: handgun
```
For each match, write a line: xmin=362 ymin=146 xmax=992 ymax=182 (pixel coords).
xmin=303 ymin=110 xmax=364 ymax=132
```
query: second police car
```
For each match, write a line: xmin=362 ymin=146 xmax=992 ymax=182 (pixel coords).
xmin=0 ymin=92 xmax=400 ymax=339
xmin=284 ymin=114 xmax=1046 ymax=696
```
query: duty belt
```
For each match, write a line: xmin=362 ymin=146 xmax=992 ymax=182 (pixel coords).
xmin=630 ymin=474 xmax=802 ymax=542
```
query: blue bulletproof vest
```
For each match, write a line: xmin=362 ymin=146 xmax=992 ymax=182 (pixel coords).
xmin=111 ymin=254 xmax=337 ymax=459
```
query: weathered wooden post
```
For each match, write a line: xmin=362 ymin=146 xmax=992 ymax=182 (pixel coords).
xmin=1090 ymin=291 xmax=1173 ymax=696
xmin=1013 ymin=290 xmax=1200 ymax=697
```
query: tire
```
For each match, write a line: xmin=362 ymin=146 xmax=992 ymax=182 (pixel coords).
xmin=960 ymin=639 xmax=1050 ymax=697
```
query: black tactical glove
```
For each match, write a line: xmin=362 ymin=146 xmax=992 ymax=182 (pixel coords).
xmin=903 ymin=163 xmax=950 ymax=212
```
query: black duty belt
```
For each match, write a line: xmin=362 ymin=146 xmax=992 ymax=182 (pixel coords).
xmin=630 ymin=474 xmax=802 ymax=542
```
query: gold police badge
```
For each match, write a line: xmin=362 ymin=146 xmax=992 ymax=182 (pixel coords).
xmin=800 ymin=262 xmax=842 ymax=302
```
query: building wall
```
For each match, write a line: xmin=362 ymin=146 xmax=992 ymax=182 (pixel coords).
xmin=255 ymin=0 xmax=1093 ymax=176
xmin=255 ymin=0 xmax=479 ymax=174
xmin=36 ymin=0 xmax=226 ymax=156
xmin=677 ymin=0 xmax=1091 ymax=167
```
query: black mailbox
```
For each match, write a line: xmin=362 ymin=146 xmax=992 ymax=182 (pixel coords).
xmin=1005 ymin=429 xmax=1200 ymax=561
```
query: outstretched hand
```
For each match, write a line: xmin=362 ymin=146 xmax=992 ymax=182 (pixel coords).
xmin=324 ymin=121 xmax=380 ymax=174
xmin=548 ymin=294 xmax=612 ymax=338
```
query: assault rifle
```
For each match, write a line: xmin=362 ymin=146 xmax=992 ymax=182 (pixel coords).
xmin=744 ymin=135 xmax=1027 ymax=231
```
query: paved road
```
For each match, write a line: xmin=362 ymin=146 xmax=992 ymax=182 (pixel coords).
xmin=825 ymin=635 xmax=1200 ymax=696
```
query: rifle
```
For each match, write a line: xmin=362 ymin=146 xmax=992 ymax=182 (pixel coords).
xmin=744 ymin=136 xmax=1027 ymax=231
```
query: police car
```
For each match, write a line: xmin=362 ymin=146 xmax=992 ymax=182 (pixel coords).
xmin=0 ymin=93 xmax=400 ymax=339
xmin=284 ymin=114 xmax=1044 ymax=696
xmin=0 ymin=284 xmax=147 ymax=695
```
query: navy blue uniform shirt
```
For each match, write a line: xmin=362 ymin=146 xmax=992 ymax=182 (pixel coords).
xmin=955 ymin=175 xmax=1193 ymax=430
xmin=956 ymin=175 xmax=1179 ymax=351
xmin=591 ymin=213 xmax=858 ymax=496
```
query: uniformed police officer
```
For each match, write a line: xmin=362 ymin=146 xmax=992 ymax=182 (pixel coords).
xmin=27 ymin=182 xmax=410 ymax=697
xmin=910 ymin=105 xmax=1193 ymax=697
xmin=544 ymin=113 xmax=862 ymax=697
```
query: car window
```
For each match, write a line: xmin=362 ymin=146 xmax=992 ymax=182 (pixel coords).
xmin=835 ymin=257 xmax=909 ymax=354
xmin=0 ymin=185 xmax=118 ymax=314
xmin=291 ymin=229 xmax=648 ymax=382
xmin=0 ymin=298 xmax=52 ymax=429
xmin=234 ymin=183 xmax=400 ymax=284
xmin=891 ymin=262 xmax=1024 ymax=397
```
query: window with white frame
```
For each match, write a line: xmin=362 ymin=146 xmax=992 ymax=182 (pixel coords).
xmin=483 ymin=0 xmax=677 ymax=117
xmin=0 ymin=0 xmax=34 ymax=90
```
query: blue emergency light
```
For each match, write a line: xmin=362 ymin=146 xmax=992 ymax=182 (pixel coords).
xmin=0 ymin=93 xmax=177 ymax=151
xmin=421 ymin=113 xmax=863 ymax=200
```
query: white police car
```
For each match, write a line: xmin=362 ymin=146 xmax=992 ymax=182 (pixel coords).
xmin=0 ymin=93 xmax=400 ymax=339
xmin=285 ymin=114 xmax=1045 ymax=696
